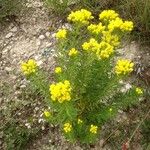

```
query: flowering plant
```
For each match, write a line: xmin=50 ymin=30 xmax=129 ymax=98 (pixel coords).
xmin=21 ymin=9 xmax=143 ymax=143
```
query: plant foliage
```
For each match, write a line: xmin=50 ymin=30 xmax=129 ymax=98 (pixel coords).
xmin=21 ymin=9 xmax=144 ymax=143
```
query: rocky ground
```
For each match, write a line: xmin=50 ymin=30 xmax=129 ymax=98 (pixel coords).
xmin=0 ymin=0 xmax=150 ymax=150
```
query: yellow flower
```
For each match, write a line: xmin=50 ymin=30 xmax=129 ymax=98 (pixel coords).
xmin=90 ymin=125 xmax=98 ymax=134
xmin=121 ymin=21 xmax=134 ymax=32
xmin=96 ymin=41 xmax=114 ymax=59
xmin=68 ymin=48 xmax=78 ymax=56
xmin=55 ymin=67 xmax=62 ymax=74
xmin=108 ymin=17 xmax=123 ymax=32
xmin=108 ymin=18 xmax=133 ymax=32
xmin=44 ymin=111 xmax=51 ymax=117
xmin=102 ymin=31 xmax=120 ymax=47
xmin=63 ymin=122 xmax=72 ymax=133
xmin=82 ymin=38 xmax=100 ymax=52
xmin=21 ymin=59 xmax=37 ymax=75
xmin=67 ymin=9 xmax=94 ymax=25
xmin=99 ymin=10 xmax=119 ymax=22
xmin=49 ymin=80 xmax=72 ymax=103
xmin=136 ymin=87 xmax=143 ymax=95
xmin=56 ymin=29 xmax=67 ymax=39
xmin=115 ymin=59 xmax=134 ymax=75
xmin=77 ymin=118 xmax=83 ymax=124
xmin=87 ymin=23 xmax=105 ymax=34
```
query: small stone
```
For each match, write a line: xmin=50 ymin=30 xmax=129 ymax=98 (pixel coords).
xmin=5 ymin=32 xmax=13 ymax=39
xmin=35 ymin=107 xmax=39 ymax=111
xmin=51 ymin=33 xmax=56 ymax=38
xmin=118 ymin=110 xmax=123 ymax=113
xmin=27 ymin=125 xmax=31 ymax=129
xmin=37 ymin=60 xmax=43 ymax=66
xmin=45 ymin=32 xmax=51 ymax=38
xmin=40 ymin=113 xmax=43 ymax=117
xmin=49 ymin=139 xmax=52 ymax=143
xmin=10 ymin=27 xmax=17 ymax=32
xmin=34 ymin=55 xmax=41 ymax=61
xmin=18 ymin=112 xmax=21 ymax=115
xmin=36 ymin=39 xmax=41 ymax=46
xmin=125 ymin=83 xmax=132 ymax=90
xmin=46 ymin=42 xmax=52 ymax=47
xmin=25 ymin=123 xmax=29 ymax=127
xmin=20 ymin=85 xmax=26 ymax=88
xmin=2 ymin=49 xmax=8 ymax=54
xmin=38 ymin=119 xmax=43 ymax=123
xmin=39 ymin=35 xmax=45 ymax=40
xmin=51 ymin=48 xmax=55 ymax=52
xmin=5 ymin=67 xmax=12 ymax=72
xmin=41 ymin=126 xmax=45 ymax=130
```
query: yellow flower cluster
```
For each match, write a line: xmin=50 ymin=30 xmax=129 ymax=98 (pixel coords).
xmin=136 ymin=87 xmax=143 ymax=95
xmin=82 ymin=38 xmax=100 ymax=52
xmin=87 ymin=23 xmax=105 ymax=35
xmin=102 ymin=31 xmax=120 ymax=47
xmin=44 ymin=111 xmax=51 ymax=117
xmin=90 ymin=125 xmax=98 ymax=134
xmin=55 ymin=67 xmax=62 ymax=74
xmin=108 ymin=17 xmax=123 ymax=31
xmin=63 ymin=122 xmax=72 ymax=133
xmin=21 ymin=59 xmax=37 ymax=75
xmin=67 ymin=9 xmax=94 ymax=25
xmin=98 ymin=10 xmax=133 ymax=33
xmin=120 ymin=21 xmax=134 ymax=32
xmin=56 ymin=29 xmax=67 ymax=39
xmin=96 ymin=41 xmax=114 ymax=59
xmin=115 ymin=59 xmax=134 ymax=75
xmin=99 ymin=10 xmax=119 ymax=22
xmin=108 ymin=18 xmax=133 ymax=32
xmin=50 ymin=80 xmax=72 ymax=103
xmin=68 ymin=48 xmax=78 ymax=56
xmin=82 ymin=39 xmax=114 ymax=59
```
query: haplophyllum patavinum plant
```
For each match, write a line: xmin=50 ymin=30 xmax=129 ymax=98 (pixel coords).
xmin=21 ymin=9 xmax=144 ymax=143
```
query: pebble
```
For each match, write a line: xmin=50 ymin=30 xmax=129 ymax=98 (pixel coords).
xmin=46 ymin=42 xmax=52 ymax=47
xmin=10 ymin=27 xmax=17 ymax=32
xmin=18 ymin=112 xmax=21 ymax=116
xmin=35 ymin=55 xmax=41 ymax=61
xmin=39 ymin=35 xmax=45 ymax=40
xmin=38 ymin=118 xmax=44 ymax=123
xmin=5 ymin=67 xmax=12 ymax=72
xmin=125 ymin=83 xmax=132 ymax=90
xmin=35 ymin=107 xmax=39 ymax=111
xmin=41 ymin=126 xmax=45 ymax=130
xmin=2 ymin=49 xmax=8 ymax=54
xmin=20 ymin=85 xmax=26 ymax=88
xmin=51 ymin=33 xmax=56 ymax=38
xmin=45 ymin=32 xmax=51 ymax=38
xmin=36 ymin=39 xmax=41 ymax=46
xmin=5 ymin=32 xmax=13 ymax=39
xmin=51 ymin=48 xmax=55 ymax=52
xmin=37 ymin=60 xmax=43 ymax=66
